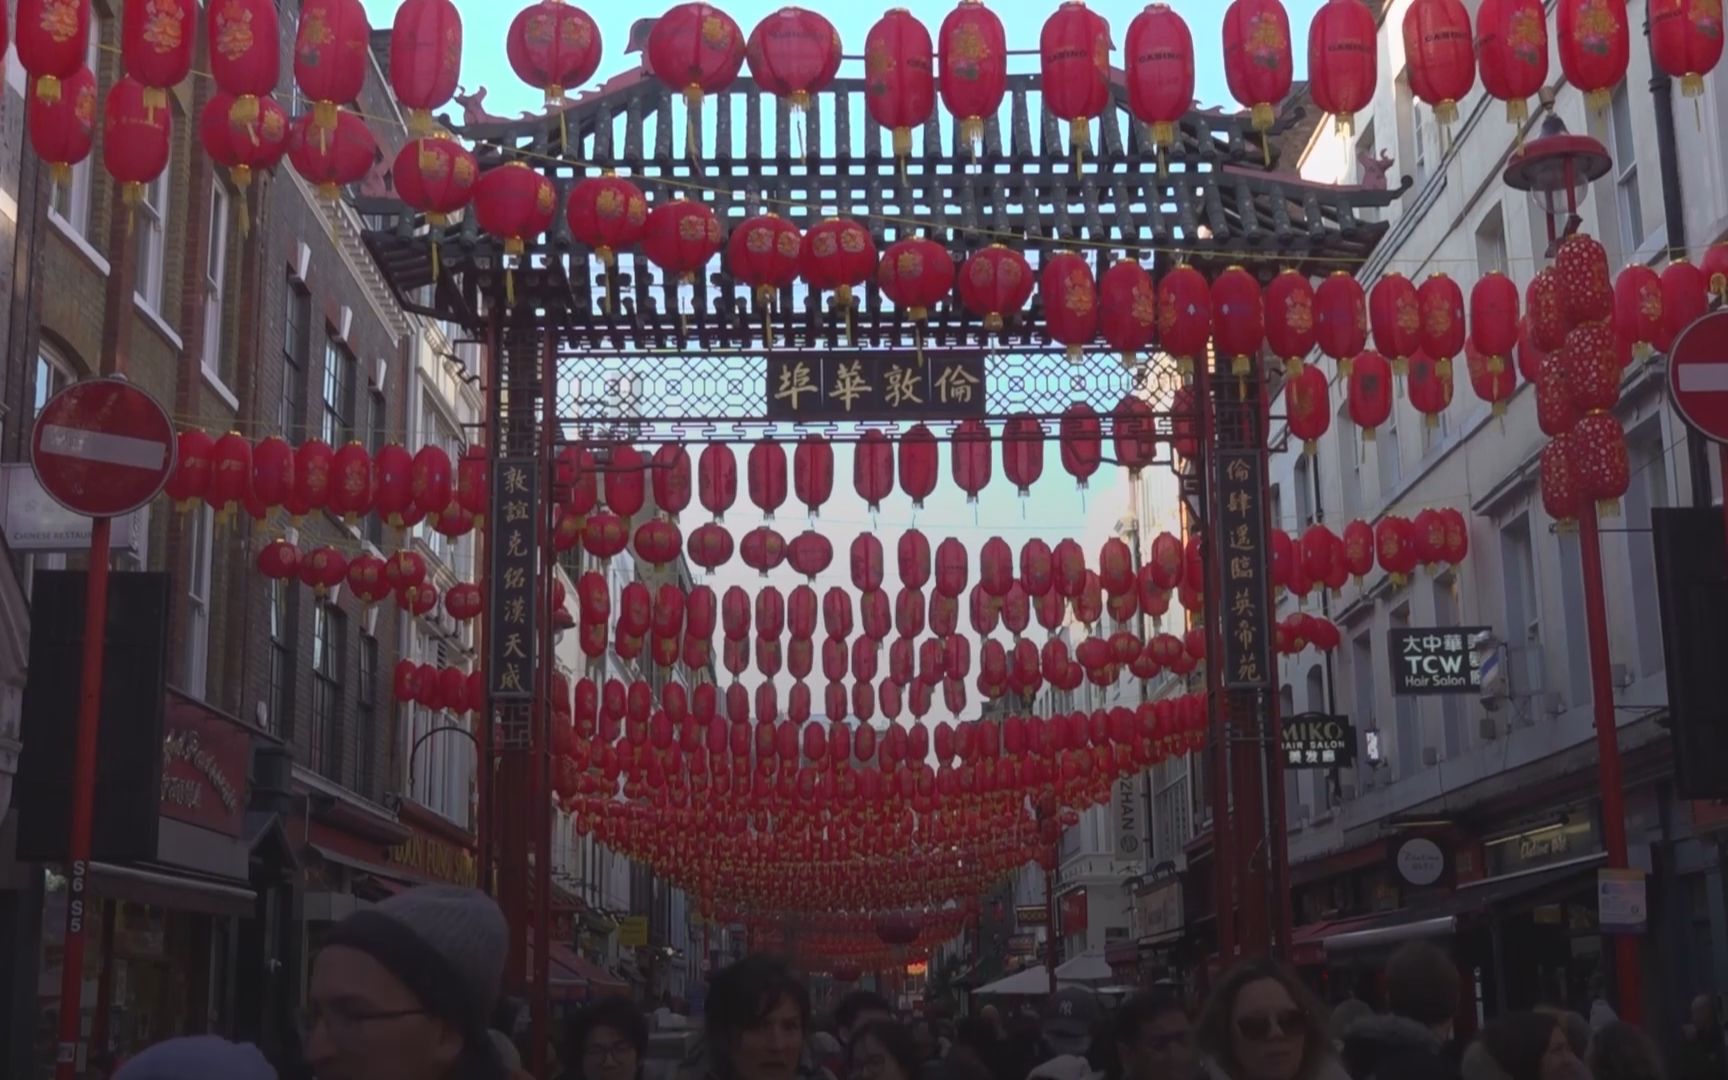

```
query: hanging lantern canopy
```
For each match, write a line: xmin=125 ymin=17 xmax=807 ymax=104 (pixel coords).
xmin=1651 ymin=0 xmax=1725 ymax=97
xmin=1407 ymin=351 xmax=1453 ymax=429
xmin=951 ymin=419 xmax=992 ymax=503
xmin=1157 ymin=264 xmax=1211 ymax=374
xmin=1113 ymin=395 xmax=1157 ymax=478
xmin=1374 ymin=515 xmax=1418 ymax=586
xmin=1211 ymin=266 xmax=1264 ymax=378
xmin=207 ymin=0 xmax=281 ymax=130
xmin=286 ymin=109 xmax=378 ymax=205
xmin=1571 ymin=412 xmax=1630 ymax=516
xmin=1002 ymin=414 xmax=1045 ymax=496
xmin=18 ymin=0 xmax=90 ymax=105
xmin=687 ymin=521 xmax=734 ymax=572
xmin=1536 ymin=351 xmax=1580 ymax=438
xmin=1541 ymin=434 xmax=1584 ymax=527
xmin=1370 ymin=273 xmax=1421 ymax=378
xmin=648 ymin=2 xmax=746 ymax=157
xmin=200 ymin=92 xmax=290 ymax=214
xmin=103 ymin=77 xmax=173 ymax=210
xmin=294 ymin=0 xmax=370 ymax=149
xmin=792 ymin=434 xmax=833 ymax=517
xmin=699 ymin=443 xmax=737 ymax=520
xmin=1099 ymin=261 xmax=1158 ymax=368
xmin=1416 ymin=273 xmax=1466 ymax=380
xmin=1555 ymin=234 xmax=1614 ymax=327
xmin=1286 ymin=365 xmax=1330 ymax=454
xmin=1059 ymin=402 xmax=1102 ymax=489
xmin=507 ymin=0 xmax=602 ymax=109
xmin=567 ymin=175 xmax=649 ymax=267
xmin=1403 ymin=0 xmax=1475 ymax=129
xmin=1613 ymin=264 xmax=1664 ymax=363
xmin=1476 ymin=0 xmax=1549 ymax=126
xmin=1039 ymin=1 xmax=1112 ymax=165
xmin=747 ymin=6 xmax=842 ymax=111
xmin=1659 ymin=261 xmax=1708 ymax=352
xmin=800 ymin=218 xmax=877 ymax=333
xmin=879 ymin=238 xmax=955 ymax=323
xmin=1265 ymin=269 xmax=1316 ymax=375
xmin=389 ymin=0 xmax=462 ymax=134
xmin=28 ymin=66 xmax=96 ymax=184
xmin=1466 ymin=342 xmax=1517 ymax=415
xmin=938 ymin=0 xmax=1007 ymax=154
xmin=1041 ymin=252 xmax=1098 ymax=360
xmin=854 ymin=428 xmax=895 ymax=511
xmin=1315 ymin=273 xmax=1368 ymax=373
xmin=1468 ymin=272 xmax=1520 ymax=376
xmin=393 ymin=135 xmax=478 ymax=228
xmin=747 ymin=438 xmax=789 ymax=519
xmin=604 ymin=443 xmax=646 ymax=518
xmin=643 ymin=198 xmax=723 ymax=282
xmin=1222 ymin=0 xmax=1293 ymax=155
xmin=864 ymin=8 xmax=935 ymax=164
xmin=899 ymin=423 xmax=939 ymax=509
xmin=958 ymin=245 xmax=1034 ymax=333
xmin=1558 ymin=0 xmax=1629 ymax=112
xmin=1346 ymin=351 xmax=1393 ymax=439
xmin=651 ymin=442 xmax=692 ymax=517
xmin=1307 ymin=0 xmax=1377 ymax=134
xmin=727 ymin=214 xmax=803 ymax=338
xmin=1124 ymin=4 xmax=1193 ymax=155
xmin=740 ymin=526 xmax=787 ymax=576
xmin=123 ymin=0 xmax=195 ymax=117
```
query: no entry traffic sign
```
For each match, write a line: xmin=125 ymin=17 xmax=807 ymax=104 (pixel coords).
xmin=30 ymin=377 xmax=176 ymax=518
xmin=1668 ymin=311 xmax=1728 ymax=444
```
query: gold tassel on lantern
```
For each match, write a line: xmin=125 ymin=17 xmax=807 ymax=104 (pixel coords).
xmin=1436 ymin=356 xmax=1452 ymax=381
xmin=122 ymin=182 xmax=142 ymax=236
xmin=1070 ymin=117 xmax=1089 ymax=173
xmin=230 ymin=94 xmax=261 ymax=142
xmin=408 ymin=108 xmax=436 ymax=137
xmin=961 ymin=116 xmax=983 ymax=162
xmin=143 ymin=86 xmax=167 ymax=124
xmin=684 ymin=86 xmax=704 ymax=162
xmin=1506 ymin=98 xmax=1528 ymax=127
xmin=837 ymin=283 xmax=855 ymax=342
xmin=1334 ymin=111 xmax=1354 ymax=137
xmin=505 ymin=237 xmax=525 ymax=308
xmin=1252 ymin=101 xmax=1273 ymax=165
xmin=314 ymin=100 xmax=339 ymax=154
xmin=230 ymin=167 xmax=252 ymax=237
xmin=50 ymin=162 xmax=71 ymax=188
xmin=36 ymin=75 xmax=61 ymax=104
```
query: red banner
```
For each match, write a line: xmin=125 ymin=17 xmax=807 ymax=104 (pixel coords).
xmin=158 ymin=693 xmax=249 ymax=837
xmin=1059 ymin=888 xmax=1088 ymax=935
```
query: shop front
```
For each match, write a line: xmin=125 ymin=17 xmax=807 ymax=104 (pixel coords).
xmin=1131 ymin=872 xmax=1187 ymax=990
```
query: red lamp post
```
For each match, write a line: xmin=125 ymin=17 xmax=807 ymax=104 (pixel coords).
xmin=1503 ymin=116 xmax=1641 ymax=1025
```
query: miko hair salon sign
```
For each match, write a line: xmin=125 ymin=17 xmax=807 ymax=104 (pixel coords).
xmin=1389 ymin=627 xmax=1494 ymax=694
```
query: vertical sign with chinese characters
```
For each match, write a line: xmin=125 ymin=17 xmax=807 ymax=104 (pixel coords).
xmin=489 ymin=458 xmax=538 ymax=701
xmin=1215 ymin=443 xmax=1272 ymax=689
xmin=765 ymin=353 xmax=987 ymax=420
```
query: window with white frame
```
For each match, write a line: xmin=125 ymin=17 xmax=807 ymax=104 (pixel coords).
xmin=1500 ymin=513 xmax=1541 ymax=647
xmin=1432 ymin=573 xmax=1465 ymax=759
xmin=266 ymin=578 xmax=292 ymax=734
xmin=184 ymin=505 xmax=213 ymax=698
xmin=1475 ymin=204 xmax=1509 ymax=278
xmin=1376 ymin=407 xmax=1402 ymax=496
xmin=1337 ymin=400 xmax=1361 ymax=516
xmin=1293 ymin=455 xmax=1314 ymax=529
xmin=1626 ymin=424 xmax=1669 ymax=677
xmin=48 ymin=21 xmax=102 ymax=239
xmin=1606 ymin=84 xmax=1645 ymax=254
xmin=309 ymin=603 xmax=346 ymax=779
xmin=35 ymin=347 xmax=76 ymax=416
xmin=202 ymin=181 xmax=232 ymax=388
xmin=321 ymin=333 xmax=356 ymax=447
xmin=134 ymin=150 xmax=171 ymax=314
xmin=282 ymin=280 xmax=311 ymax=438
xmin=358 ymin=633 xmax=379 ymax=797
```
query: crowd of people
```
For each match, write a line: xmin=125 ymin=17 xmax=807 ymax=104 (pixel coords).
xmin=87 ymin=884 xmax=1728 ymax=1080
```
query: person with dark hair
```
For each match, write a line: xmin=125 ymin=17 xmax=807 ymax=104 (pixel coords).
xmin=302 ymin=884 xmax=509 ymax=1080
xmin=1340 ymin=943 xmax=1461 ymax=1080
xmin=1108 ymin=992 xmax=1197 ymax=1080
xmin=566 ymin=998 xmax=650 ymax=1080
xmin=838 ymin=993 xmax=896 ymax=1050
xmin=1588 ymin=1021 xmax=1664 ymax=1080
xmin=1028 ymin=988 xmax=1104 ymax=1080
xmin=1462 ymin=1012 xmax=1586 ymax=1080
xmin=1196 ymin=960 xmax=1339 ymax=1080
xmin=1677 ymin=996 xmax=1728 ymax=1080
xmin=684 ymin=956 xmax=817 ymax=1080
xmin=849 ymin=1021 xmax=925 ymax=1080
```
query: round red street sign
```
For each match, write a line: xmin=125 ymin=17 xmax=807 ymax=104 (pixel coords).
xmin=30 ymin=377 xmax=177 ymax=518
xmin=1668 ymin=310 xmax=1728 ymax=444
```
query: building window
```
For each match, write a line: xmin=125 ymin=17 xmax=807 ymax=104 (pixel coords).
xmin=309 ymin=603 xmax=346 ymax=779
xmin=282 ymin=281 xmax=311 ymax=438
xmin=1389 ymin=604 xmax=1421 ymax=778
xmin=1475 ymin=204 xmax=1509 ymax=278
xmin=267 ymin=578 xmax=292 ymax=735
xmin=1350 ymin=628 xmax=1376 ymax=778
xmin=321 ymin=333 xmax=356 ymax=447
xmin=358 ymin=633 xmax=379 ymax=797
xmin=1377 ymin=408 xmax=1402 ymax=496
xmin=184 ymin=505 xmax=213 ymax=698
xmin=1606 ymin=84 xmax=1644 ymax=254
xmin=1293 ymin=455 xmax=1314 ymax=529
xmin=133 ymin=154 xmax=171 ymax=314
xmin=48 ymin=21 xmax=102 ymax=239
xmin=203 ymin=181 xmax=232 ymax=388
xmin=1432 ymin=573 xmax=1465 ymax=759
xmin=1626 ymin=425 xmax=1668 ymax=677
xmin=365 ymin=388 xmax=386 ymax=545
xmin=1500 ymin=514 xmax=1541 ymax=646
xmin=1337 ymin=401 xmax=1361 ymax=516
xmin=35 ymin=347 xmax=76 ymax=417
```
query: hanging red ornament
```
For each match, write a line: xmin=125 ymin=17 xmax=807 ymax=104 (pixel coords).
xmin=864 ymin=9 xmax=935 ymax=164
xmin=1417 ymin=273 xmax=1465 ymax=380
xmin=687 ymin=521 xmax=735 ymax=573
xmin=1347 ymin=351 xmax=1393 ymax=439
xmin=582 ymin=511 xmax=630 ymax=560
xmin=854 ymin=428 xmax=895 ymax=512
xmin=1222 ymin=0 xmax=1292 ymax=147
xmin=411 ymin=445 xmax=453 ymax=520
xmin=1307 ymin=0 xmax=1377 ymax=134
xmin=389 ymin=0 xmax=461 ymax=134
xmin=1002 ymin=414 xmax=1045 ymax=497
xmin=1114 ymin=395 xmax=1157 ymax=478
xmin=740 ymin=527 xmax=788 ymax=577
xmin=124 ymin=0 xmax=195 ymax=118
xmin=1265 ymin=269 xmax=1316 ymax=375
xmin=567 ymin=175 xmax=648 ymax=266
xmin=1704 ymin=244 xmax=1728 ymax=303
xmin=18 ymin=0 xmax=89 ymax=105
xmin=787 ymin=530 xmax=833 ymax=581
xmin=747 ymin=6 xmax=841 ymax=111
xmin=1536 ymin=351 xmax=1580 ymax=438
xmin=1571 ymin=412 xmax=1630 ymax=517
xmin=1554 ymin=234 xmax=1614 ymax=327
xmin=879 ymin=238 xmax=955 ymax=322
xmin=166 ymin=430 xmax=216 ymax=511
xmin=1408 ymin=351 xmax=1453 ymax=429
xmin=603 ymin=444 xmax=646 ymax=518
xmin=1527 ymin=267 xmax=1568 ymax=352
xmin=1157 ymin=264 xmax=1211 ymax=374
xmin=1403 ymin=0 xmax=1475 ymax=128
xmin=1059 ymin=402 xmax=1102 ymax=489
xmin=104 ymin=77 xmax=172 ymax=210
xmin=507 ymin=0 xmax=602 ymax=108
xmin=1541 ymin=433 xmax=1584 ymax=527
xmin=1286 ymin=365 xmax=1330 ymax=454
xmin=1517 ymin=317 xmax=1550 ymax=383
xmin=1039 ymin=1 xmax=1112 ymax=164
xmin=951 ymin=419 xmax=992 ymax=503
xmin=728 ymin=214 xmax=803 ymax=338
xmin=1171 ymin=384 xmax=1200 ymax=462
xmin=1658 ymin=260 xmax=1708 ymax=353
xmin=647 ymin=2 xmax=745 ymax=157
xmin=1561 ymin=321 xmax=1620 ymax=414
xmin=747 ymin=438 xmax=788 ymax=519
xmin=635 ymin=519 xmax=682 ymax=568
xmin=257 ymin=539 xmax=300 ymax=581
xmin=899 ymin=423 xmax=939 ymax=509
xmin=1468 ymin=272 xmax=1520 ymax=377
xmin=200 ymin=92 xmax=290 ymax=216
xmin=801 ymin=218 xmax=877 ymax=333
xmin=1098 ymin=260 xmax=1158 ymax=369
xmin=1374 ymin=515 xmax=1418 ymax=586
xmin=1652 ymin=0 xmax=1725 ymax=98
xmin=699 ymin=443 xmax=737 ymax=520
xmin=938 ymin=0 xmax=1007 ymax=154
xmin=1124 ymin=3 xmax=1193 ymax=155
xmin=651 ymin=442 xmax=692 ymax=517
xmin=394 ymin=135 xmax=478 ymax=229
xmin=294 ymin=0 xmax=370 ymax=151
xmin=1314 ymin=272 xmax=1368 ymax=374
xmin=958 ymin=245 xmax=1034 ymax=333
xmin=1370 ymin=273 xmax=1421 ymax=378
xmin=1613 ymin=265 xmax=1664 ymax=363
xmin=1476 ymin=0 xmax=1549 ymax=126
xmin=644 ymin=198 xmax=723 ymax=283
xmin=1041 ymin=252 xmax=1098 ymax=361
xmin=1466 ymin=342 xmax=1516 ymax=416
xmin=208 ymin=0 xmax=281 ymax=129
xmin=792 ymin=435 xmax=833 ymax=517
xmin=1558 ymin=0 xmax=1629 ymax=113
xmin=1211 ymin=267 xmax=1264 ymax=378
xmin=936 ymin=538 xmax=969 ymax=599
xmin=28 ymin=66 xmax=96 ymax=183
xmin=287 ymin=109 xmax=377 ymax=205
xmin=851 ymin=533 xmax=885 ymax=593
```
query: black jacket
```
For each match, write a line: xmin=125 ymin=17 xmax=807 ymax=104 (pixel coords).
xmin=1340 ymin=1015 xmax=1460 ymax=1080
xmin=1676 ymin=1031 xmax=1728 ymax=1080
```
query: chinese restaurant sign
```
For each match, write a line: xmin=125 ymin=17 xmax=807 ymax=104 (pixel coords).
xmin=1281 ymin=712 xmax=1357 ymax=769
xmin=158 ymin=694 xmax=248 ymax=837
xmin=765 ymin=353 xmax=987 ymax=420
xmin=489 ymin=458 xmax=539 ymax=701
xmin=1389 ymin=627 xmax=1493 ymax=694
xmin=1214 ymin=387 xmax=1271 ymax=689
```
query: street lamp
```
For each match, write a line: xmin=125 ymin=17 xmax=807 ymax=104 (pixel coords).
xmin=1503 ymin=112 xmax=1612 ymax=258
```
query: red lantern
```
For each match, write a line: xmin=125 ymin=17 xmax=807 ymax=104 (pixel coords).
xmin=699 ymin=443 xmax=737 ymax=520
xmin=394 ymin=136 xmax=478 ymax=227
xmin=740 ymin=526 xmax=788 ymax=576
xmin=1558 ymin=0 xmax=1629 ymax=112
xmin=445 ymin=582 xmax=483 ymax=621
xmin=1541 ymin=434 xmax=1584 ymax=526
xmin=1562 ymin=322 xmax=1620 ymax=414
xmin=104 ymin=77 xmax=172 ymax=209
xmin=635 ymin=519 xmax=682 ymax=568
xmin=200 ymin=92 xmax=290 ymax=204
xmin=257 ymin=539 xmax=300 ymax=580
xmin=1211 ymin=266 xmax=1264 ymax=377
xmin=1659 ymin=260 xmax=1708 ymax=353
xmin=1002 ymin=414 xmax=1045 ymax=496
xmin=165 ymin=429 xmax=215 ymax=510
xmin=958 ymin=246 xmax=1034 ymax=333
xmin=1158 ymin=264 xmax=1211 ymax=372
xmin=791 ymin=434 xmax=833 ymax=517
xmin=411 ymin=445 xmax=452 ymax=520
xmin=938 ymin=0 xmax=1007 ymax=152
xmin=294 ymin=0 xmax=370 ymax=149
xmin=328 ymin=441 xmax=373 ymax=523
xmin=473 ymin=161 xmax=557 ymax=259
xmin=1705 ymin=244 xmax=1728 ymax=303
xmin=1099 ymin=261 xmax=1158 ymax=368
xmin=583 ymin=511 xmax=630 ymax=560
xmin=1371 ymin=273 xmax=1421 ymax=377
xmin=1335 ymin=520 xmax=1372 ymax=585
xmin=249 ymin=436 xmax=294 ymax=512
xmin=1466 ymin=342 xmax=1516 ymax=416
xmin=899 ymin=423 xmax=939 ymax=509
xmin=747 ymin=438 xmax=788 ymax=519
xmin=747 ymin=6 xmax=841 ymax=110
xmin=1265 ymin=269 xmax=1316 ymax=374
xmin=1417 ymin=273 xmax=1466 ymax=380
xmin=1114 ymin=395 xmax=1157 ymax=477
xmin=1222 ymin=0 xmax=1293 ymax=138
xmin=1286 ymin=365 xmax=1330 ymax=454
xmin=1041 ymin=252 xmax=1098 ymax=360
xmin=1408 ymin=351 xmax=1453 ymax=428
xmin=865 ymin=9 xmax=935 ymax=162
xmin=879 ymin=238 xmax=955 ymax=322
xmin=1468 ymin=272 xmax=1520 ymax=377
xmin=456 ymin=445 xmax=488 ymax=522
xmin=1307 ymin=0 xmax=1377 ymax=133
xmin=979 ymin=537 xmax=1014 ymax=599
xmin=18 ymin=0 xmax=89 ymax=104
xmin=644 ymin=198 xmax=723 ymax=282
xmin=348 ymin=554 xmax=392 ymax=606
xmin=1099 ymin=538 xmax=1134 ymax=597
xmin=1347 ymin=351 xmax=1393 ymax=439
xmin=854 ymin=428 xmax=895 ymax=512
xmin=1612 ymin=265 xmax=1663 ymax=363
xmin=1555 ymin=234 xmax=1614 ymax=328
xmin=1124 ymin=4 xmax=1194 ymax=153
xmin=301 ymin=547 xmax=350 ymax=598
xmin=687 ymin=521 xmax=734 ymax=573
xmin=507 ymin=0 xmax=601 ymax=108
xmin=851 ymin=533 xmax=885 ymax=593
xmin=1652 ymin=0 xmax=1725 ymax=97
xmin=1572 ymin=412 xmax=1630 ymax=516
xmin=370 ymin=444 xmax=412 ymax=526
xmin=1536 ymin=351 xmax=1580 ymax=438
xmin=1040 ymin=2 xmax=1112 ymax=161
xmin=1060 ymin=402 xmax=1102 ymax=489
xmin=287 ymin=110 xmax=377 ymax=204
xmin=1517 ymin=317 xmax=1550 ymax=383
xmin=896 ymin=531 xmax=932 ymax=592
xmin=728 ymin=213 xmax=803 ymax=325
xmin=1375 ymin=515 xmax=1418 ymax=585
xmin=647 ymin=3 xmax=745 ymax=106
xmin=951 ymin=419 xmax=992 ymax=503
xmin=1476 ymin=0 xmax=1549 ymax=126
xmin=651 ymin=442 xmax=692 ymax=517
xmin=567 ymin=175 xmax=648 ymax=267
xmin=207 ymin=0 xmax=281 ymax=129
xmin=1403 ymin=0 xmax=1475 ymax=127
xmin=1412 ymin=508 xmax=1447 ymax=567
xmin=1315 ymin=272 xmax=1367 ymax=373
xmin=390 ymin=0 xmax=462 ymax=133
xmin=1527 ymin=268 xmax=1568 ymax=352
xmin=28 ymin=66 xmax=96 ymax=183
xmin=123 ymin=0 xmax=194 ymax=117
xmin=787 ymin=530 xmax=832 ymax=581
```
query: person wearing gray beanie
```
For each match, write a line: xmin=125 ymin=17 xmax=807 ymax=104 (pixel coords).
xmin=304 ymin=884 xmax=510 ymax=1080
xmin=113 ymin=1035 xmax=276 ymax=1080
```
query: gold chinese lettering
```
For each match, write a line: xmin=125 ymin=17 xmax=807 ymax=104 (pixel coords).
xmin=504 ymin=466 xmax=529 ymax=495
xmin=503 ymin=632 xmax=528 ymax=659
xmin=503 ymin=596 xmax=527 ymax=624
xmin=503 ymin=567 xmax=527 ymax=590
xmin=1234 ymin=621 xmax=1257 ymax=651
xmin=1232 ymin=587 xmax=1255 ymax=617
xmin=1225 ymin=459 xmax=1250 ymax=483
xmin=498 ymin=663 xmax=526 ymax=692
xmin=504 ymin=500 xmax=530 ymax=523
xmin=1229 ymin=555 xmax=1253 ymax=581
xmin=935 ymin=363 xmax=980 ymax=404
xmin=1236 ymin=658 xmax=1262 ymax=683
xmin=883 ymin=364 xmax=924 ymax=408
xmin=506 ymin=531 xmax=529 ymax=558
xmin=829 ymin=360 xmax=872 ymax=412
xmin=775 ymin=361 xmax=817 ymax=410
xmin=1226 ymin=491 xmax=1252 ymax=515
xmin=1229 ymin=524 xmax=1253 ymax=551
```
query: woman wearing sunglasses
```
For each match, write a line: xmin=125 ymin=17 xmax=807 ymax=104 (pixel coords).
xmin=1197 ymin=962 xmax=1339 ymax=1080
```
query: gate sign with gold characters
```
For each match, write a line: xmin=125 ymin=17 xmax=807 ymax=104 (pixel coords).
xmin=489 ymin=457 xmax=539 ymax=701
xmin=765 ymin=353 xmax=988 ymax=421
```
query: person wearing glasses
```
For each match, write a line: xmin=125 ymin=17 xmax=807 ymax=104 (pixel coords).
xmin=1197 ymin=961 xmax=1341 ymax=1080
xmin=301 ymin=884 xmax=510 ymax=1080
xmin=566 ymin=998 xmax=651 ymax=1080
xmin=1108 ymin=992 xmax=1199 ymax=1080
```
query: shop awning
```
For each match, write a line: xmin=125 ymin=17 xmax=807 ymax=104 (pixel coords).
xmin=1056 ymin=950 xmax=1113 ymax=982
xmin=88 ymin=861 xmax=255 ymax=918
xmin=972 ymin=966 xmax=1084 ymax=996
